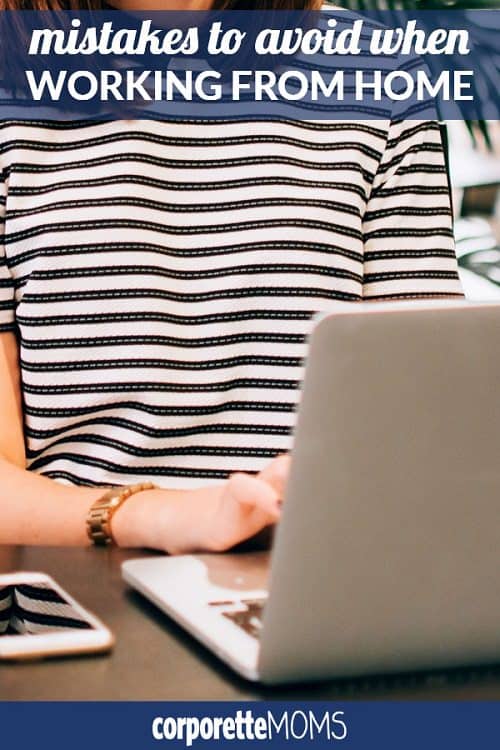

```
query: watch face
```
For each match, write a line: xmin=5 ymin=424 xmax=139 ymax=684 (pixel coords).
xmin=88 ymin=490 xmax=126 ymax=544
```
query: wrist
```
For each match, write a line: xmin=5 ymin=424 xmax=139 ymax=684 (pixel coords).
xmin=110 ymin=484 xmax=224 ymax=553
xmin=110 ymin=488 xmax=169 ymax=549
xmin=86 ymin=483 xmax=157 ymax=547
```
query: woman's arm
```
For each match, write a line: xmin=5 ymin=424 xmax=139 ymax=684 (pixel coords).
xmin=0 ymin=332 xmax=286 ymax=551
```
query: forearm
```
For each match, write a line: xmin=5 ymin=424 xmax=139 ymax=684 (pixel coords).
xmin=0 ymin=457 xmax=102 ymax=545
xmin=0 ymin=456 xmax=200 ymax=549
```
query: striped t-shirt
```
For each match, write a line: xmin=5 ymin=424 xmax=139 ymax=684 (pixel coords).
xmin=0 ymin=117 xmax=463 ymax=489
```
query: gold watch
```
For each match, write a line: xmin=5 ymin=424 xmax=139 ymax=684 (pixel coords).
xmin=86 ymin=482 xmax=157 ymax=546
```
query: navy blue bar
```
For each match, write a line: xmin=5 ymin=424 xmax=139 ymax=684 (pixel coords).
xmin=0 ymin=9 xmax=498 ymax=121
xmin=1 ymin=701 xmax=500 ymax=749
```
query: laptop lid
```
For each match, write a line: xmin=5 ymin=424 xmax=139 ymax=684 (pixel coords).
xmin=258 ymin=301 xmax=500 ymax=683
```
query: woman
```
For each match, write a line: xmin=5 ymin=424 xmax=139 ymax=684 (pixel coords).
xmin=0 ymin=0 xmax=463 ymax=552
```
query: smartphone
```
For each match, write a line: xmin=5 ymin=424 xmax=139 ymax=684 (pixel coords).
xmin=0 ymin=571 xmax=114 ymax=660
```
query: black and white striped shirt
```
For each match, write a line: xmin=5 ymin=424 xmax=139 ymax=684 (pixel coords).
xmin=0 ymin=117 xmax=462 ymax=488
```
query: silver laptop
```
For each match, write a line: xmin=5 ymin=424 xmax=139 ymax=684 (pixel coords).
xmin=122 ymin=300 xmax=500 ymax=684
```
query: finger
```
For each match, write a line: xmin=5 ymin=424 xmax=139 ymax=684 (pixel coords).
xmin=226 ymin=473 xmax=281 ymax=521
xmin=258 ymin=453 xmax=291 ymax=500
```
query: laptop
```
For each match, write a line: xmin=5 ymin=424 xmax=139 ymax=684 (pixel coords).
xmin=122 ymin=300 xmax=500 ymax=684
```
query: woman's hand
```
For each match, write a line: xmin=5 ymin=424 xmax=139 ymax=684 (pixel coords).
xmin=190 ymin=453 xmax=290 ymax=554
xmin=111 ymin=454 xmax=291 ymax=554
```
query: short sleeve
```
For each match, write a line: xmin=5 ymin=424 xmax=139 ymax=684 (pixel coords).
xmin=0 ymin=166 xmax=15 ymax=333
xmin=362 ymin=119 xmax=464 ymax=301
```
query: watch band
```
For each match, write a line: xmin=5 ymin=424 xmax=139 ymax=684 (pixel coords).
xmin=86 ymin=482 xmax=157 ymax=546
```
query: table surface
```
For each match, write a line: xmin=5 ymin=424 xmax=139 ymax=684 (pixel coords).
xmin=2 ymin=545 xmax=500 ymax=701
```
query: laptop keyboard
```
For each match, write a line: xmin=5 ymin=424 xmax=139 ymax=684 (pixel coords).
xmin=208 ymin=597 xmax=267 ymax=639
